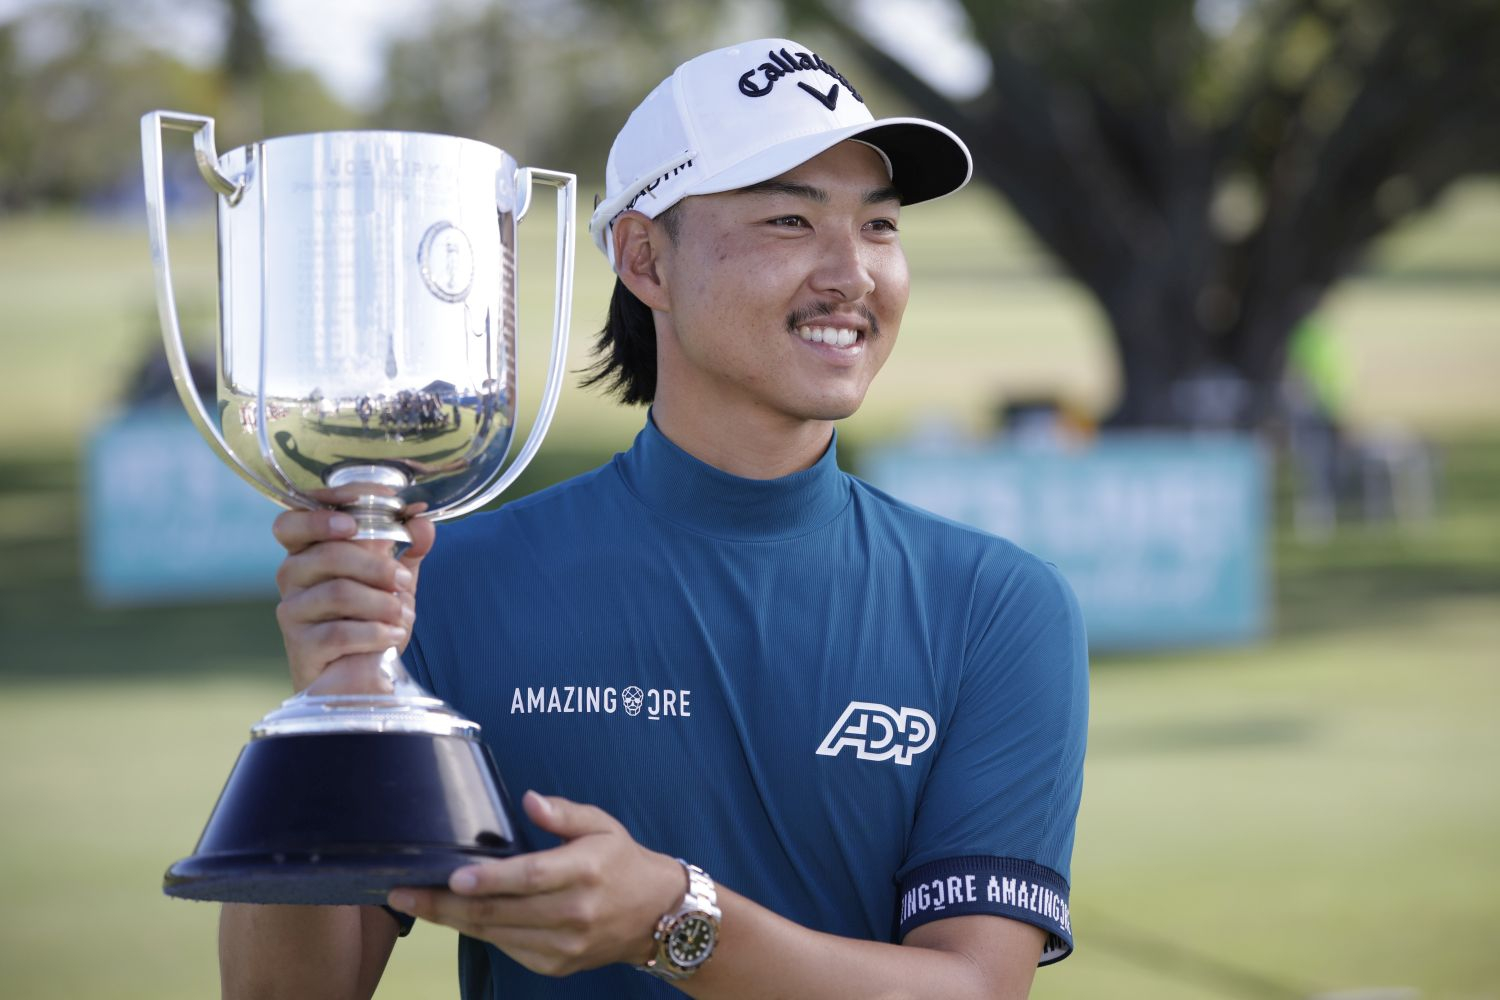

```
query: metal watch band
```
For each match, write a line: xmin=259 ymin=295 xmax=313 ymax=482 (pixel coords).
xmin=639 ymin=859 xmax=721 ymax=981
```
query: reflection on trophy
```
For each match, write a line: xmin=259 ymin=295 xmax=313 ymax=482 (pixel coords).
xmin=141 ymin=111 xmax=575 ymax=904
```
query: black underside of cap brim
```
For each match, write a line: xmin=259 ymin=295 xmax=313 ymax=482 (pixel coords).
xmin=857 ymin=121 xmax=972 ymax=206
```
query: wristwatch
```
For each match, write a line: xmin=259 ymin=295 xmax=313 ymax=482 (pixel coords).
xmin=639 ymin=859 xmax=721 ymax=981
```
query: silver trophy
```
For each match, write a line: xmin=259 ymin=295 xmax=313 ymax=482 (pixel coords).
xmin=142 ymin=111 xmax=575 ymax=904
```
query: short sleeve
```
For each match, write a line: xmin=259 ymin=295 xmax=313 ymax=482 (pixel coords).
xmin=896 ymin=554 xmax=1088 ymax=964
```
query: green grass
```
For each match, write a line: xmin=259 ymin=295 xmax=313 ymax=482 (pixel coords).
xmin=1068 ymin=598 xmax=1500 ymax=999
xmin=1 ymin=433 xmax=1496 ymax=998
xmin=2 ymin=536 xmax=1497 ymax=997
xmin=1 ymin=180 xmax=1497 ymax=998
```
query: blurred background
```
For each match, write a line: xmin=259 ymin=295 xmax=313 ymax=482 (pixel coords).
xmin=1 ymin=0 xmax=1496 ymax=997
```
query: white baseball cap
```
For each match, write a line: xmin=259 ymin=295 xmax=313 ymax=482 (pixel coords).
xmin=588 ymin=38 xmax=973 ymax=267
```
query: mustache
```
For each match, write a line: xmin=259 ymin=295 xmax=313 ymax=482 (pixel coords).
xmin=784 ymin=302 xmax=878 ymax=339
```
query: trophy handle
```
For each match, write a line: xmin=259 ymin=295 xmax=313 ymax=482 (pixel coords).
xmin=433 ymin=167 xmax=576 ymax=521
xmin=140 ymin=110 xmax=306 ymax=510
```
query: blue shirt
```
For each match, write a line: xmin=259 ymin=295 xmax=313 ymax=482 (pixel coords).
xmin=406 ymin=417 xmax=1088 ymax=998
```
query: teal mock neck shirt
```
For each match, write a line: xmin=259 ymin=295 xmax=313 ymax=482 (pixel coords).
xmin=406 ymin=415 xmax=1088 ymax=998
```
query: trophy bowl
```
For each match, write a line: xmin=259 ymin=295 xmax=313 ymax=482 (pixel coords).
xmin=142 ymin=111 xmax=576 ymax=904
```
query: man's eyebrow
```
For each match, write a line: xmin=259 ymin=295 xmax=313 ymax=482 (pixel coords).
xmin=737 ymin=180 xmax=828 ymax=203
xmin=734 ymin=181 xmax=904 ymax=207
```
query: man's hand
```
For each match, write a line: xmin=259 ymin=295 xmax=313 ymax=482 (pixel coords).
xmin=271 ymin=487 xmax=435 ymax=695
xmin=387 ymin=791 xmax=685 ymax=977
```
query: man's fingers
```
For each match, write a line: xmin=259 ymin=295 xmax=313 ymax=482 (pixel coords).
xmin=299 ymin=620 xmax=408 ymax=661
xmin=386 ymin=800 xmax=681 ymax=977
xmin=272 ymin=508 xmax=358 ymax=555
xmin=522 ymin=792 xmax=622 ymax=842
xmin=452 ymin=926 xmax=596 ymax=977
xmin=286 ymin=633 xmax=402 ymax=695
xmin=271 ymin=493 xmax=430 ymax=698
xmin=445 ymin=847 xmax=580 ymax=898
xmin=401 ymin=507 xmax=436 ymax=562
xmin=390 ymin=887 xmax=572 ymax=931
xmin=280 ymin=611 xmax=403 ymax=691
xmin=276 ymin=541 xmax=412 ymax=598
xmin=278 ymin=578 xmax=405 ymax=627
xmin=304 ymin=653 xmax=398 ymax=696
xmin=382 ymin=894 xmax=588 ymax=975
xmin=273 ymin=501 xmax=433 ymax=561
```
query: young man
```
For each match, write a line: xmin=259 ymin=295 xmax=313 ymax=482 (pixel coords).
xmin=231 ymin=38 xmax=1087 ymax=999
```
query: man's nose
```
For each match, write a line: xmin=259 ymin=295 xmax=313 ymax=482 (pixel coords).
xmin=810 ymin=231 xmax=877 ymax=301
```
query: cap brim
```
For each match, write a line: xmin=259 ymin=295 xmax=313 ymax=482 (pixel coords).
xmin=690 ymin=116 xmax=972 ymax=207
xmin=589 ymin=116 xmax=972 ymax=262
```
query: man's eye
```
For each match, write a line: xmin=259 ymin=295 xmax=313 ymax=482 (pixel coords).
xmin=867 ymin=218 xmax=899 ymax=233
xmin=768 ymin=215 xmax=809 ymax=228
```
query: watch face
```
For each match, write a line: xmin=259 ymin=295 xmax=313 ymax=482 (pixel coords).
xmin=667 ymin=913 xmax=717 ymax=968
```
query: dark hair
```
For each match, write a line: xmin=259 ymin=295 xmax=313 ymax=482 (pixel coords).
xmin=581 ymin=203 xmax=682 ymax=405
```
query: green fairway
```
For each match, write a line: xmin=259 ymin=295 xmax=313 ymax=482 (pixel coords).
xmin=1 ymin=181 xmax=1497 ymax=998
xmin=3 ymin=567 xmax=1497 ymax=998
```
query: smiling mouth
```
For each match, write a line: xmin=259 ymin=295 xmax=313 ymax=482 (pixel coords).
xmin=786 ymin=303 xmax=878 ymax=350
xmin=796 ymin=325 xmax=862 ymax=348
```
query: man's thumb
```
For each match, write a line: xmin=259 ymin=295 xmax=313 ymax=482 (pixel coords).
xmin=522 ymin=790 xmax=618 ymax=840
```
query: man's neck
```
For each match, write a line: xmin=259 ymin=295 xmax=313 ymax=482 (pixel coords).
xmin=650 ymin=398 xmax=834 ymax=480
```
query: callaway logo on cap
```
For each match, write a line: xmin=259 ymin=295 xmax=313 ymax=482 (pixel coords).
xmin=589 ymin=38 xmax=973 ymax=266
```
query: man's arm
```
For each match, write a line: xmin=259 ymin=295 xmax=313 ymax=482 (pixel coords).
xmin=218 ymin=502 xmax=434 ymax=998
xmin=220 ymin=904 xmax=400 ymax=1000
xmin=682 ymin=896 xmax=1042 ymax=1000
xmin=389 ymin=792 xmax=1045 ymax=999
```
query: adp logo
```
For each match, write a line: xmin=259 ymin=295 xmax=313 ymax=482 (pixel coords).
xmin=816 ymin=701 xmax=936 ymax=766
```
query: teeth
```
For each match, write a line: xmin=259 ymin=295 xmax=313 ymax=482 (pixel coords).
xmin=798 ymin=326 xmax=859 ymax=347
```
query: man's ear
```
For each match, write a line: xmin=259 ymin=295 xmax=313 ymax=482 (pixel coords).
xmin=612 ymin=211 xmax=671 ymax=312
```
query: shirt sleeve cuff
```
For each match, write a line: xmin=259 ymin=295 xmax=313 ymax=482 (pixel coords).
xmin=897 ymin=856 xmax=1074 ymax=965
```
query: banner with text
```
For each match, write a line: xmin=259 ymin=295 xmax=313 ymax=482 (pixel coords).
xmin=863 ymin=435 xmax=1268 ymax=650
xmin=86 ymin=407 xmax=283 ymax=605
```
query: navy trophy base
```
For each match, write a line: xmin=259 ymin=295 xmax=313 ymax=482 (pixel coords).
xmin=164 ymin=731 xmax=524 ymax=906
